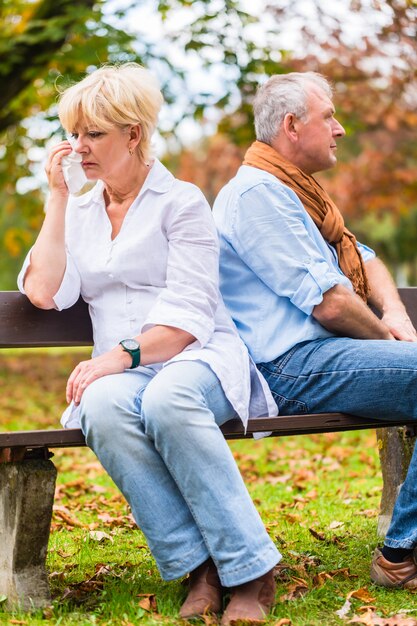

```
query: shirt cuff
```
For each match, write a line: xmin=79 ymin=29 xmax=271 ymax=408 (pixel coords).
xmin=52 ymin=254 xmax=82 ymax=311
xmin=290 ymin=260 xmax=350 ymax=315
xmin=17 ymin=249 xmax=32 ymax=294
xmin=142 ymin=308 xmax=215 ymax=348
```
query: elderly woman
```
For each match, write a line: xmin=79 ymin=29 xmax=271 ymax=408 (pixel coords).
xmin=18 ymin=63 xmax=280 ymax=624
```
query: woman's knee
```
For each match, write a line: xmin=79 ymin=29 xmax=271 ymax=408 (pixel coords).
xmin=80 ymin=374 xmax=131 ymax=434
xmin=141 ymin=372 xmax=204 ymax=434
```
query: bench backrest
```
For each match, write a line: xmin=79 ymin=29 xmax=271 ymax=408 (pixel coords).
xmin=0 ymin=292 xmax=93 ymax=348
xmin=2 ymin=288 xmax=417 ymax=348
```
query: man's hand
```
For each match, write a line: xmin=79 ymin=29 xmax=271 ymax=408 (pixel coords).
xmin=381 ymin=310 xmax=417 ymax=342
xmin=66 ymin=345 xmax=131 ymax=405
xmin=365 ymin=257 xmax=416 ymax=341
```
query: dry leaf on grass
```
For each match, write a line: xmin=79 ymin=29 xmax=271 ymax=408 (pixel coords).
xmin=349 ymin=588 xmax=376 ymax=603
xmin=280 ymin=576 xmax=309 ymax=601
xmin=201 ymin=615 xmax=219 ymax=625
xmin=329 ymin=520 xmax=345 ymax=529
xmin=309 ymin=527 xmax=326 ymax=541
xmin=349 ymin=606 xmax=417 ymax=625
xmin=53 ymin=505 xmax=85 ymax=528
xmin=336 ymin=598 xmax=352 ymax=619
xmin=87 ymin=530 xmax=114 ymax=543
xmin=137 ymin=593 xmax=158 ymax=612
xmin=273 ymin=619 xmax=292 ymax=625
xmin=336 ymin=587 xmax=376 ymax=620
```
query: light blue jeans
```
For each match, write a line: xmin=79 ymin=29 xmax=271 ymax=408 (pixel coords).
xmin=79 ymin=360 xmax=280 ymax=586
xmin=257 ymin=337 xmax=417 ymax=549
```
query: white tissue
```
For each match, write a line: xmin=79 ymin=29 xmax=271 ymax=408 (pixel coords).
xmin=62 ymin=138 xmax=89 ymax=195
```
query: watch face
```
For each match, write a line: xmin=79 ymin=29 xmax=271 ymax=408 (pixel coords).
xmin=122 ymin=339 xmax=139 ymax=350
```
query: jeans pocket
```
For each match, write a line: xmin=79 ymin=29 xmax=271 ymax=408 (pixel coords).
xmin=270 ymin=390 xmax=308 ymax=415
xmin=258 ymin=345 xmax=301 ymax=378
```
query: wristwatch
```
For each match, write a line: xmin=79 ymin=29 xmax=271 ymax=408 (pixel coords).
xmin=119 ymin=338 xmax=141 ymax=369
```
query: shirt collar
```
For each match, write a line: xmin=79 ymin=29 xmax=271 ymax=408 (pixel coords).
xmin=77 ymin=180 xmax=105 ymax=208
xmin=141 ymin=158 xmax=175 ymax=194
xmin=76 ymin=158 xmax=174 ymax=208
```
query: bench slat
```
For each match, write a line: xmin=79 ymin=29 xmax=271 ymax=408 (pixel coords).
xmin=1 ymin=414 xmax=415 ymax=450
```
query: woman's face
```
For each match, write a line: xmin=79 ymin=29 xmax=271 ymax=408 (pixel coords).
xmin=69 ymin=122 xmax=134 ymax=182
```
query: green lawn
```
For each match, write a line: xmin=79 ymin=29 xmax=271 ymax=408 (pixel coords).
xmin=1 ymin=351 xmax=417 ymax=626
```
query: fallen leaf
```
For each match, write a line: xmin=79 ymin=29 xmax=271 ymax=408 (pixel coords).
xmin=280 ymin=577 xmax=309 ymax=602
xmin=329 ymin=520 xmax=345 ymax=529
xmin=336 ymin=598 xmax=352 ymax=619
xmin=137 ymin=593 xmax=158 ymax=612
xmin=56 ymin=549 xmax=73 ymax=558
xmin=313 ymin=571 xmax=332 ymax=587
xmin=53 ymin=505 xmax=85 ymax=528
xmin=87 ymin=530 xmax=114 ymax=543
xmin=201 ymin=615 xmax=218 ymax=625
xmin=274 ymin=620 xmax=292 ymax=626
xmin=348 ymin=588 xmax=376 ymax=603
xmin=309 ymin=528 xmax=326 ymax=541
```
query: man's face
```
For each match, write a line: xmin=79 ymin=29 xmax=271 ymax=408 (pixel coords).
xmin=295 ymin=85 xmax=345 ymax=175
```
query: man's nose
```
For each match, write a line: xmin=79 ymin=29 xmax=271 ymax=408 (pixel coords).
xmin=333 ymin=118 xmax=346 ymax=137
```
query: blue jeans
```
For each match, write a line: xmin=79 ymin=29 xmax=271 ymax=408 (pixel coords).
xmin=257 ymin=337 xmax=417 ymax=549
xmin=79 ymin=360 xmax=280 ymax=585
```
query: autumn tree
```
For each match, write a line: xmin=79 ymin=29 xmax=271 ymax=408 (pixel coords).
xmin=171 ymin=0 xmax=417 ymax=282
xmin=0 ymin=0 xmax=277 ymax=288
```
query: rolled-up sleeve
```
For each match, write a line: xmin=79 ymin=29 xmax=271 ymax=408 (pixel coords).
xmin=17 ymin=247 xmax=82 ymax=311
xmin=231 ymin=183 xmax=350 ymax=316
xmin=142 ymin=193 xmax=219 ymax=347
xmin=358 ymin=240 xmax=376 ymax=263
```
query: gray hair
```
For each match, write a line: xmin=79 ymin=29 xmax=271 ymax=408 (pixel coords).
xmin=253 ymin=72 xmax=333 ymax=144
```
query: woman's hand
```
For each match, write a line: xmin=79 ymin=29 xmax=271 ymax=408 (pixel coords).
xmin=66 ymin=345 xmax=131 ymax=405
xmin=45 ymin=140 xmax=72 ymax=197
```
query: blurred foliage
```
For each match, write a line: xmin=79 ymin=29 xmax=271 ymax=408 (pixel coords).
xmin=0 ymin=0 xmax=279 ymax=289
xmin=171 ymin=0 xmax=417 ymax=282
xmin=1 ymin=0 xmax=417 ymax=287
xmin=0 ymin=0 xmax=143 ymax=288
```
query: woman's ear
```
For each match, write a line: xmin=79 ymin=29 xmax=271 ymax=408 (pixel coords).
xmin=128 ymin=124 xmax=142 ymax=152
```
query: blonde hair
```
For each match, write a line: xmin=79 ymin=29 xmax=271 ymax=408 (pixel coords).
xmin=58 ymin=63 xmax=163 ymax=163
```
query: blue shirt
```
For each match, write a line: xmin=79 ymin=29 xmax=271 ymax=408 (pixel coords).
xmin=213 ymin=165 xmax=375 ymax=363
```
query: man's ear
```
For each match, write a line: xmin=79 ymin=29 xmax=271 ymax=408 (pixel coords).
xmin=282 ymin=113 xmax=300 ymax=143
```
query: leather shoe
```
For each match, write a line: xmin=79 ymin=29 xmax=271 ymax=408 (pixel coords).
xmin=370 ymin=548 xmax=417 ymax=589
xmin=220 ymin=568 xmax=276 ymax=625
xmin=179 ymin=558 xmax=222 ymax=619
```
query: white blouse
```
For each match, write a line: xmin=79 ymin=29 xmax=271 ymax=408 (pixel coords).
xmin=18 ymin=159 xmax=277 ymax=429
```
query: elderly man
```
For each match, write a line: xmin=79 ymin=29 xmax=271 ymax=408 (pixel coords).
xmin=213 ymin=71 xmax=417 ymax=589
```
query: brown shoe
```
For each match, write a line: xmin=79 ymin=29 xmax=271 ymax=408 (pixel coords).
xmin=370 ymin=548 xmax=417 ymax=589
xmin=220 ymin=568 xmax=276 ymax=625
xmin=179 ymin=558 xmax=223 ymax=619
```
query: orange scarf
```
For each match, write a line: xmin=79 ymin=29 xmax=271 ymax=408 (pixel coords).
xmin=243 ymin=141 xmax=370 ymax=301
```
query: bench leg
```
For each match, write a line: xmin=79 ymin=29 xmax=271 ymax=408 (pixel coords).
xmin=0 ymin=458 xmax=57 ymax=610
xmin=377 ymin=426 xmax=417 ymax=537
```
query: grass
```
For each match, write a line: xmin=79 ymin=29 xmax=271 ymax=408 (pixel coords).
xmin=1 ymin=350 xmax=417 ymax=625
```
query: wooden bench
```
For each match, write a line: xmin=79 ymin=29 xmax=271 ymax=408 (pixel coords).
xmin=1 ymin=289 xmax=416 ymax=610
